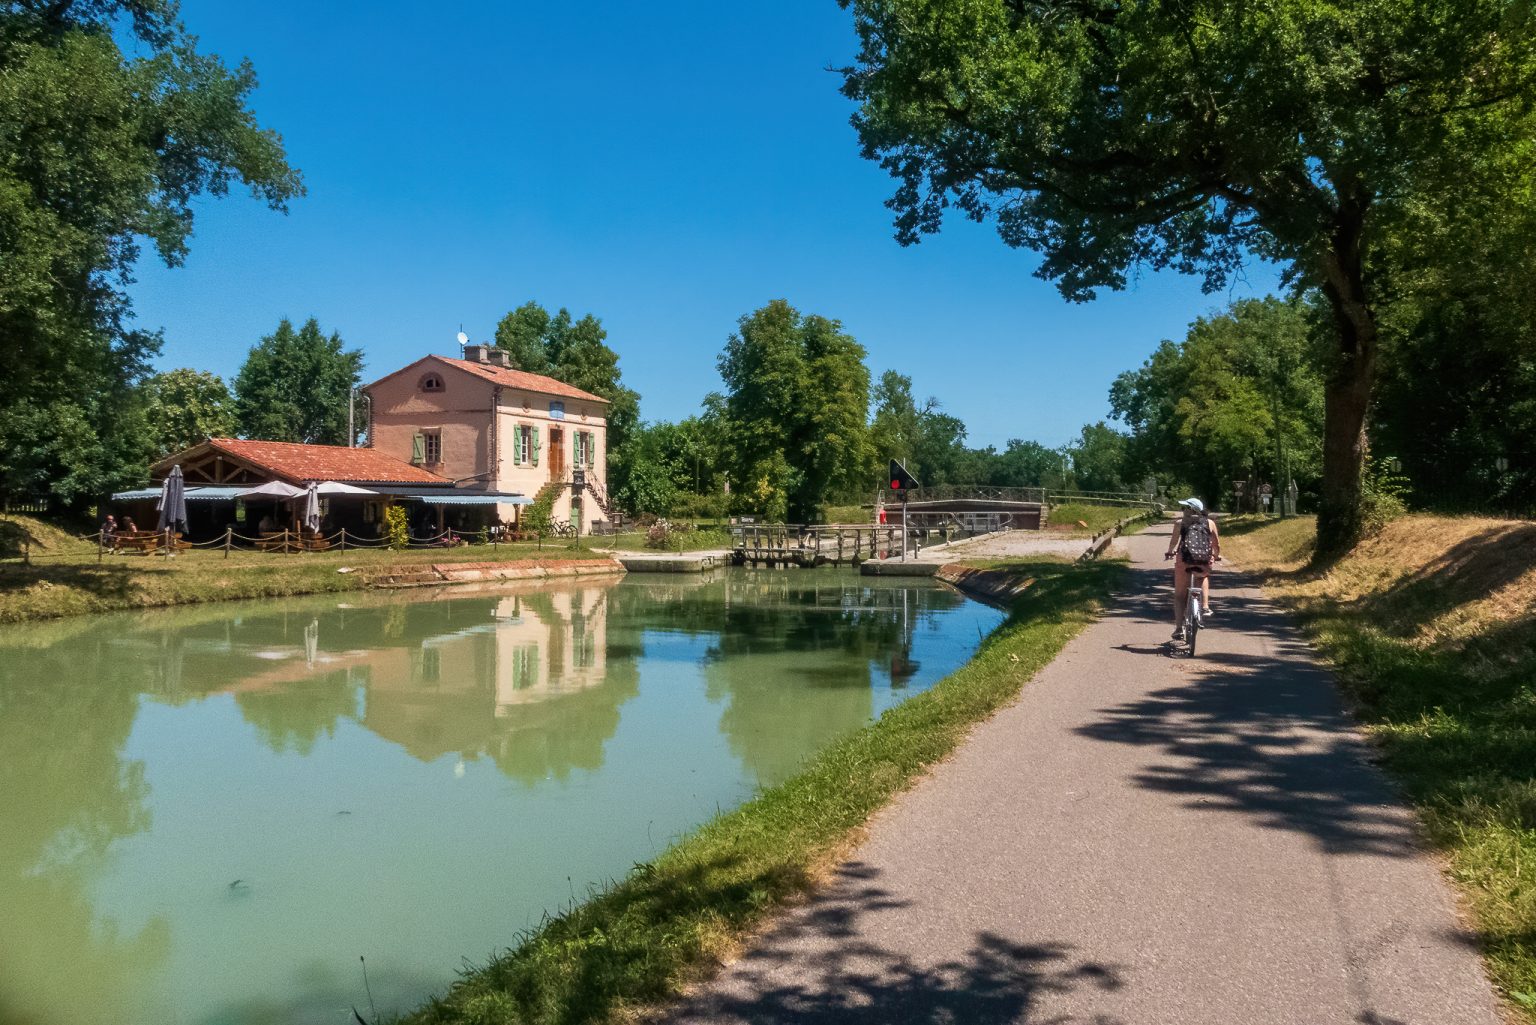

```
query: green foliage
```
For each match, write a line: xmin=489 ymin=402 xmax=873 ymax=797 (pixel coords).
xmin=838 ymin=0 xmax=1536 ymax=554
xmin=1359 ymin=459 xmax=1411 ymax=538
xmin=523 ymin=485 xmax=558 ymax=540
xmin=717 ymin=300 xmax=874 ymax=521
xmin=0 ymin=1 xmax=300 ymax=511
xmin=1110 ymin=297 xmax=1323 ymax=510
xmin=613 ymin=427 xmax=678 ymax=517
xmin=233 ymin=318 xmax=363 ymax=445
xmin=1064 ymin=422 xmax=1129 ymax=494
xmin=142 ymin=368 xmax=236 ymax=457
xmin=383 ymin=506 xmax=409 ymax=551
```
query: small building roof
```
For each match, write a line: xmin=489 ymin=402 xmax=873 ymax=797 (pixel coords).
xmin=152 ymin=438 xmax=450 ymax=487
xmin=363 ymin=354 xmax=610 ymax=406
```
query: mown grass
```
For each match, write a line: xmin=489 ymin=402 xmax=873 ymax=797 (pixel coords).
xmin=400 ymin=556 xmax=1123 ymax=1025
xmin=592 ymin=528 xmax=735 ymax=553
xmin=0 ymin=514 xmax=610 ymax=623
xmin=1045 ymin=503 xmax=1147 ymax=533
xmin=1225 ymin=515 xmax=1536 ymax=1019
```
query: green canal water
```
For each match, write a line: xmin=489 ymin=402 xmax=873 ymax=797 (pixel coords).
xmin=0 ymin=569 xmax=1003 ymax=1025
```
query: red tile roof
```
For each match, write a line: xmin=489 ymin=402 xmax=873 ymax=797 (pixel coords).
xmin=435 ymin=357 xmax=610 ymax=405
xmin=198 ymin=438 xmax=450 ymax=485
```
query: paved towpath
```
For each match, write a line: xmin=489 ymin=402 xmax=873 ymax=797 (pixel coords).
xmin=669 ymin=523 xmax=1503 ymax=1025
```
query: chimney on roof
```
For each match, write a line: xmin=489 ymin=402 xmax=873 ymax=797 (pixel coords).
xmin=463 ymin=343 xmax=512 ymax=368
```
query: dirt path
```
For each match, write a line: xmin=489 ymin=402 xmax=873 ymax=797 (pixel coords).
xmin=667 ymin=522 xmax=1503 ymax=1025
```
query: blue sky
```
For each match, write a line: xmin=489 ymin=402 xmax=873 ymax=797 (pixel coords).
xmin=128 ymin=1 xmax=1282 ymax=449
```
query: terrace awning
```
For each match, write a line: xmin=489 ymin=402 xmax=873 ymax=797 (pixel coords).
xmin=415 ymin=493 xmax=532 ymax=506
xmin=365 ymin=485 xmax=532 ymax=505
xmin=112 ymin=486 xmax=257 ymax=502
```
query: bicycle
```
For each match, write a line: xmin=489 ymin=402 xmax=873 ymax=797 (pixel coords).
xmin=1166 ymin=555 xmax=1219 ymax=656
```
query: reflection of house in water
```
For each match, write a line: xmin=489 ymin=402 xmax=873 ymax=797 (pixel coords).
xmin=119 ymin=582 xmax=636 ymax=784
xmin=359 ymin=586 xmax=623 ymax=782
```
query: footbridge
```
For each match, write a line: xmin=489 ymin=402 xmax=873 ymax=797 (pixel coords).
xmin=884 ymin=485 xmax=1049 ymax=532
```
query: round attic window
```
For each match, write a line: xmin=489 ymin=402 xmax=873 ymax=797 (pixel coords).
xmin=420 ymin=373 xmax=445 ymax=392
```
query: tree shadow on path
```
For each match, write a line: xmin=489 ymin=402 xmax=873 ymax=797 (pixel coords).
xmin=670 ymin=862 xmax=1128 ymax=1025
xmin=1077 ymin=562 xmax=1424 ymax=859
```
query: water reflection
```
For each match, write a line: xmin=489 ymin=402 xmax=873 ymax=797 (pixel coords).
xmin=0 ymin=571 xmax=998 ymax=1025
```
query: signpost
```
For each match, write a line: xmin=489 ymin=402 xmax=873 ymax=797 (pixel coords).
xmin=889 ymin=459 xmax=920 ymax=561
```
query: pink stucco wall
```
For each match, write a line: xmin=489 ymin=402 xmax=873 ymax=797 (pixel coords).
xmin=366 ymin=356 xmax=610 ymax=532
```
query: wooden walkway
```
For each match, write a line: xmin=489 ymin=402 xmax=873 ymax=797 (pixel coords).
xmin=731 ymin=524 xmax=904 ymax=568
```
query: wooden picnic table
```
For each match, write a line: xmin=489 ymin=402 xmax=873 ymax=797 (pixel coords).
xmin=113 ymin=530 xmax=189 ymax=554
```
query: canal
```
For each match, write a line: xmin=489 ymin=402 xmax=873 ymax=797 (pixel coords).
xmin=0 ymin=569 xmax=1003 ymax=1024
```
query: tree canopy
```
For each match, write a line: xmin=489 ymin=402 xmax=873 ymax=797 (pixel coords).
xmin=839 ymin=0 xmax=1536 ymax=553
xmin=717 ymin=300 xmax=873 ymax=522
xmin=1109 ymin=297 xmax=1324 ymax=505
xmin=233 ymin=318 xmax=363 ymax=446
xmin=142 ymin=368 xmax=237 ymax=458
xmin=0 ymin=0 xmax=301 ymax=508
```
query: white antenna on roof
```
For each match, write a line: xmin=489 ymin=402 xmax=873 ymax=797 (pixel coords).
xmin=456 ymin=326 xmax=469 ymax=353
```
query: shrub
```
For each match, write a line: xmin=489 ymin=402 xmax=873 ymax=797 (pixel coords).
xmin=383 ymin=506 xmax=410 ymax=551
xmin=1360 ymin=458 xmax=1412 ymax=537
xmin=645 ymin=520 xmax=673 ymax=549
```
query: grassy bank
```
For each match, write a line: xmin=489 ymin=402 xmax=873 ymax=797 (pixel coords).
xmin=1224 ymin=515 xmax=1536 ymax=1018
xmin=402 ymin=555 xmax=1122 ymax=1025
xmin=0 ymin=514 xmax=612 ymax=623
xmin=1046 ymin=503 xmax=1147 ymax=533
xmin=593 ymin=528 xmax=734 ymax=553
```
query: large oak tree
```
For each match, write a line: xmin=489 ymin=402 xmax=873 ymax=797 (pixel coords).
xmin=0 ymin=0 xmax=301 ymax=507
xmin=839 ymin=0 xmax=1536 ymax=554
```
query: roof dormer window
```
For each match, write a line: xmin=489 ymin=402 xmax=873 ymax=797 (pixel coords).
xmin=420 ymin=373 xmax=445 ymax=393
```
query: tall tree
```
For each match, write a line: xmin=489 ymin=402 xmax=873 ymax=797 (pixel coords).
xmin=839 ymin=0 xmax=1536 ymax=555
xmin=717 ymin=300 xmax=873 ymax=521
xmin=233 ymin=318 xmax=363 ymax=445
xmin=0 ymin=0 xmax=301 ymax=508
xmin=142 ymin=368 xmax=236 ymax=457
xmin=1110 ymin=298 xmax=1323 ymax=506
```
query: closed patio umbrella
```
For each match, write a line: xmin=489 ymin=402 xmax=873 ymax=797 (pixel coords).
xmin=301 ymin=483 xmax=322 ymax=534
xmin=156 ymin=465 xmax=188 ymax=533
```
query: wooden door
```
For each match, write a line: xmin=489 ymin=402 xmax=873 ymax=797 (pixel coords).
xmin=548 ymin=426 xmax=565 ymax=480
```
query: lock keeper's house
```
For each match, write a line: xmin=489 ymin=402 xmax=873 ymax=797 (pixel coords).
xmin=362 ymin=344 xmax=613 ymax=535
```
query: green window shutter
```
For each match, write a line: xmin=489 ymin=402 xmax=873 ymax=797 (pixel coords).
xmin=411 ymin=432 xmax=425 ymax=464
xmin=586 ymin=432 xmax=596 ymax=468
xmin=514 ymin=426 xmax=524 ymax=464
xmin=531 ymin=427 xmax=541 ymax=467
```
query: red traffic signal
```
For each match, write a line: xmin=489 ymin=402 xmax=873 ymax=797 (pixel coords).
xmin=889 ymin=460 xmax=920 ymax=493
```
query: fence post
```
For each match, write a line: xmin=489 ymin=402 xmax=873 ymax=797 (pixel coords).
xmin=339 ymin=527 xmax=347 ymax=552
xmin=282 ymin=528 xmax=290 ymax=554
xmin=162 ymin=528 xmax=170 ymax=560
xmin=225 ymin=527 xmax=232 ymax=559
xmin=98 ymin=529 xmax=104 ymax=564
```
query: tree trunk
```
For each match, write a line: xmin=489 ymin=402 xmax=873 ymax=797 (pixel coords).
xmin=1316 ymin=215 xmax=1378 ymax=560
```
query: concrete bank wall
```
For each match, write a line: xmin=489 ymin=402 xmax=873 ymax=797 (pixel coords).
xmin=367 ymin=557 xmax=624 ymax=589
xmin=935 ymin=564 xmax=1035 ymax=609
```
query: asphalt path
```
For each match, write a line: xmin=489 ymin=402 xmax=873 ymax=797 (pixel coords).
xmin=668 ymin=523 xmax=1504 ymax=1025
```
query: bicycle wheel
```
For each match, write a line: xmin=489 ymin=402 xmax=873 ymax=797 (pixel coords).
xmin=1187 ymin=611 xmax=1199 ymax=656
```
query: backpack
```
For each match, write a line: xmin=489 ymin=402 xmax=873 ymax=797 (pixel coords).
xmin=1179 ymin=515 xmax=1214 ymax=565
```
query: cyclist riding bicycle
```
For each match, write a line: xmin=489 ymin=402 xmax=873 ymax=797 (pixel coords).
xmin=1164 ymin=497 xmax=1220 ymax=641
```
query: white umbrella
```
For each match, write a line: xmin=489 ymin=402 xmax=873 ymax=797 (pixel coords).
xmin=244 ymin=480 xmax=306 ymax=500
xmin=313 ymin=481 xmax=377 ymax=496
xmin=301 ymin=483 xmax=322 ymax=533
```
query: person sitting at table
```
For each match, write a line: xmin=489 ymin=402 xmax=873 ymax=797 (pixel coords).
xmin=121 ymin=516 xmax=137 ymax=534
xmin=101 ymin=514 xmax=117 ymax=542
xmin=258 ymin=511 xmax=276 ymax=534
